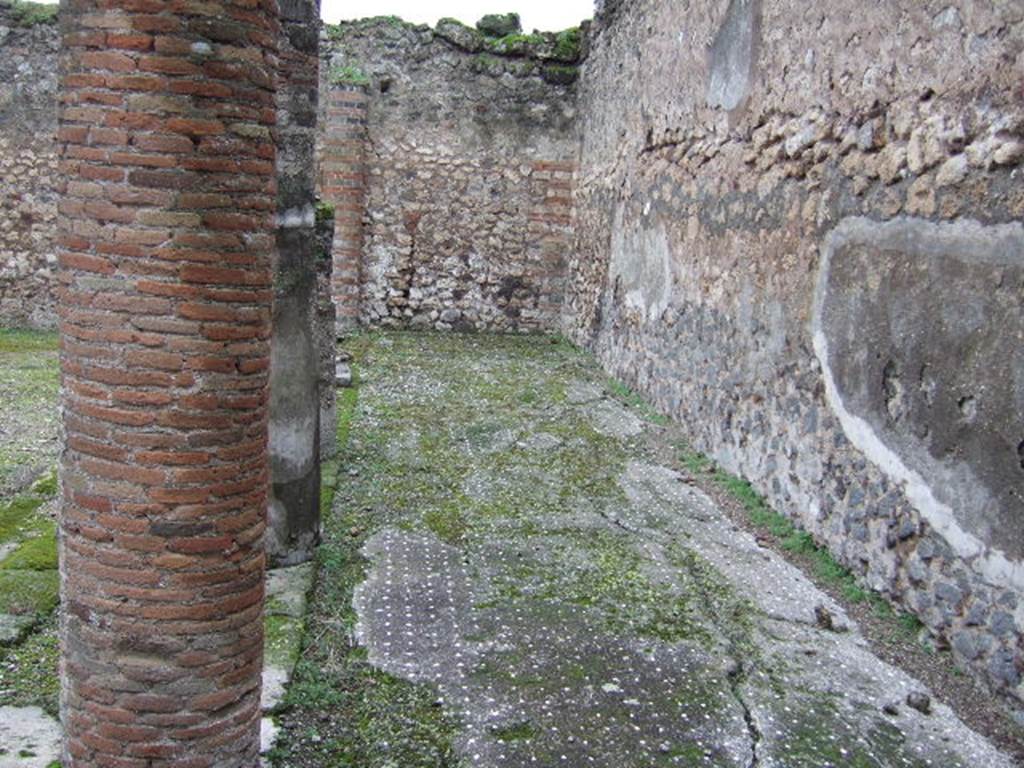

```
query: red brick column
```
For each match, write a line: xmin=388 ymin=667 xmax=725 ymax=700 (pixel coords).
xmin=528 ymin=160 xmax=576 ymax=327
xmin=56 ymin=3 xmax=277 ymax=766
xmin=321 ymin=83 xmax=368 ymax=331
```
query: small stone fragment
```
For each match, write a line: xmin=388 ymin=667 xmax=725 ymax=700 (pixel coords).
xmin=906 ymin=691 xmax=932 ymax=715
xmin=814 ymin=603 xmax=835 ymax=631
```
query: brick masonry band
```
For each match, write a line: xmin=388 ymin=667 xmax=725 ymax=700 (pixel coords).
xmin=56 ymin=2 xmax=278 ymax=765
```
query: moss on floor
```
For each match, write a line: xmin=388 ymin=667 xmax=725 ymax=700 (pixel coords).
xmin=0 ymin=523 xmax=57 ymax=571
xmin=0 ymin=570 xmax=59 ymax=616
xmin=274 ymin=332 xmax=761 ymax=766
xmin=270 ymin=344 xmax=463 ymax=767
xmin=0 ymin=331 xmax=60 ymax=495
xmin=0 ymin=613 xmax=59 ymax=716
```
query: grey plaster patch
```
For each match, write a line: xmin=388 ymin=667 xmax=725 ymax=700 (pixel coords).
xmin=0 ymin=706 xmax=61 ymax=768
xmin=582 ymin=398 xmax=645 ymax=438
xmin=813 ymin=217 xmax=1024 ymax=588
xmin=608 ymin=205 xmax=674 ymax=324
xmin=706 ymin=0 xmax=761 ymax=112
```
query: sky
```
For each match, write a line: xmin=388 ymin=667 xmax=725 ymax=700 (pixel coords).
xmin=321 ymin=0 xmax=594 ymax=32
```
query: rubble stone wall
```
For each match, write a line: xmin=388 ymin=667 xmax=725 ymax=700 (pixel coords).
xmin=569 ymin=0 xmax=1024 ymax=702
xmin=320 ymin=18 xmax=580 ymax=332
xmin=0 ymin=5 xmax=59 ymax=328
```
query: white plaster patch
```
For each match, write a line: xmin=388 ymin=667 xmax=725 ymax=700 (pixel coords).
xmin=268 ymin=413 xmax=317 ymax=477
xmin=812 ymin=216 xmax=1024 ymax=591
xmin=261 ymin=666 xmax=289 ymax=713
xmin=260 ymin=717 xmax=279 ymax=752
xmin=276 ymin=204 xmax=316 ymax=229
xmin=608 ymin=205 xmax=673 ymax=324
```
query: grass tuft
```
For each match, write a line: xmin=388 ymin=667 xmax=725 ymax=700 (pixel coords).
xmin=678 ymin=443 xmax=928 ymax=629
xmin=606 ymin=378 xmax=669 ymax=426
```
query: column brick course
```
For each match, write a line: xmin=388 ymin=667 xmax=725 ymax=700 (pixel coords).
xmin=57 ymin=1 xmax=278 ymax=765
xmin=321 ymin=83 xmax=368 ymax=330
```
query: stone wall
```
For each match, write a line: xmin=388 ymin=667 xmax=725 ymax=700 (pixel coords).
xmin=319 ymin=17 xmax=581 ymax=333
xmin=568 ymin=0 xmax=1024 ymax=702
xmin=0 ymin=3 xmax=59 ymax=328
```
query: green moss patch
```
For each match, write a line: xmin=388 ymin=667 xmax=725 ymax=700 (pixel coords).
xmin=0 ymin=524 xmax=57 ymax=571
xmin=329 ymin=63 xmax=370 ymax=86
xmin=0 ymin=495 xmax=47 ymax=545
xmin=3 ymin=1 xmax=58 ymax=28
xmin=265 ymin=615 xmax=304 ymax=669
xmin=606 ymin=377 xmax=669 ymax=425
xmin=0 ymin=613 xmax=59 ymax=716
xmin=0 ymin=330 xmax=59 ymax=354
xmin=553 ymin=27 xmax=582 ymax=61
xmin=0 ymin=570 xmax=59 ymax=616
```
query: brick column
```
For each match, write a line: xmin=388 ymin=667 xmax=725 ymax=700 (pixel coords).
xmin=528 ymin=160 xmax=576 ymax=330
xmin=56 ymin=3 xmax=277 ymax=766
xmin=321 ymin=83 xmax=368 ymax=331
xmin=268 ymin=0 xmax=321 ymax=566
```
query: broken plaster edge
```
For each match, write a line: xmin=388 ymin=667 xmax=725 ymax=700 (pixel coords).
xmin=811 ymin=215 xmax=1024 ymax=594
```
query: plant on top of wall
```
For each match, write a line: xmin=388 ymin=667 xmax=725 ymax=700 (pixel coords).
xmin=2 ymin=0 xmax=58 ymax=27
xmin=329 ymin=63 xmax=371 ymax=87
xmin=553 ymin=26 xmax=583 ymax=62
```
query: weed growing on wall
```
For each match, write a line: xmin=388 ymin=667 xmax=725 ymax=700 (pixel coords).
xmin=329 ymin=63 xmax=370 ymax=86
xmin=3 ymin=0 xmax=58 ymax=27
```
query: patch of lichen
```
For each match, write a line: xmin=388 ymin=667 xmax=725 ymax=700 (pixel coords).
xmin=0 ymin=613 xmax=59 ymax=716
xmin=265 ymin=615 xmax=303 ymax=670
xmin=766 ymin=694 xmax=942 ymax=767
